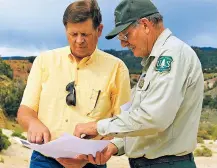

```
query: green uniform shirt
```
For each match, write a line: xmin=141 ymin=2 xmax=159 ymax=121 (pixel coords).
xmin=97 ymin=29 xmax=204 ymax=159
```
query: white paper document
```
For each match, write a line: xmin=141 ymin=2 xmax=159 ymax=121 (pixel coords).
xmin=15 ymin=133 xmax=110 ymax=158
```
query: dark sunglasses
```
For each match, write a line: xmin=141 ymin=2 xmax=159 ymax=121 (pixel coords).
xmin=66 ymin=81 xmax=76 ymax=106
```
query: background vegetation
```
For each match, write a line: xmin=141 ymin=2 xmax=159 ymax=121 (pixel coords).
xmin=0 ymin=46 xmax=217 ymax=155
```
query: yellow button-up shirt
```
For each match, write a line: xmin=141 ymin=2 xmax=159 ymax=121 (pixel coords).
xmin=21 ymin=46 xmax=131 ymax=140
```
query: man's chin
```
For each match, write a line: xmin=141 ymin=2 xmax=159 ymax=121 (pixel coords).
xmin=132 ymin=51 xmax=142 ymax=57
xmin=72 ymin=52 xmax=89 ymax=58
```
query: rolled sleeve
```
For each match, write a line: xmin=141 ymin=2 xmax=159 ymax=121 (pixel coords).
xmin=110 ymin=138 xmax=125 ymax=156
xmin=97 ymin=119 xmax=125 ymax=155
xmin=97 ymin=118 xmax=113 ymax=136
xmin=20 ymin=55 xmax=44 ymax=112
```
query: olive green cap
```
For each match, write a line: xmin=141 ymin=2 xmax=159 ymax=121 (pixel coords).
xmin=106 ymin=0 xmax=159 ymax=39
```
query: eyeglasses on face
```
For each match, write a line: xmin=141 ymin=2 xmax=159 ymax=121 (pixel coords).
xmin=117 ymin=31 xmax=129 ymax=41
xmin=117 ymin=20 xmax=139 ymax=41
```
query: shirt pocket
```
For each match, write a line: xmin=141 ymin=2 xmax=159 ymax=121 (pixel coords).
xmin=135 ymin=78 xmax=151 ymax=103
xmin=86 ymin=89 xmax=112 ymax=120
xmin=38 ymin=76 xmax=65 ymax=123
xmin=140 ymin=81 xmax=151 ymax=100
xmin=40 ymin=78 xmax=59 ymax=109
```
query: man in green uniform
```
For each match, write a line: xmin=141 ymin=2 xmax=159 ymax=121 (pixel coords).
xmin=74 ymin=0 xmax=204 ymax=167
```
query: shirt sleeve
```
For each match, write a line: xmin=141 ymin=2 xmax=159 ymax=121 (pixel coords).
xmin=20 ymin=54 xmax=44 ymax=112
xmin=97 ymin=48 xmax=192 ymax=138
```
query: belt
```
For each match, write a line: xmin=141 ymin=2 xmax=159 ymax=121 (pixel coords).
xmin=129 ymin=153 xmax=193 ymax=165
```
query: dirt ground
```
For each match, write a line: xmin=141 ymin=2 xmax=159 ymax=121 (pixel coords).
xmin=0 ymin=129 xmax=216 ymax=168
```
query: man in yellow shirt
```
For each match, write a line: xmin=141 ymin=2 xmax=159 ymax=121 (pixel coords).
xmin=17 ymin=0 xmax=130 ymax=168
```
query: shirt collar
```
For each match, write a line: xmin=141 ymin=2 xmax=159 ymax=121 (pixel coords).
xmin=141 ymin=28 xmax=172 ymax=68
xmin=67 ymin=46 xmax=98 ymax=65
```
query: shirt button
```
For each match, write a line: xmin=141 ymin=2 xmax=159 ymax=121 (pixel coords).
xmin=65 ymin=119 xmax=68 ymax=122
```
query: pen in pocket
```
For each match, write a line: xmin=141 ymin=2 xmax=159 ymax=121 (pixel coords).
xmin=94 ymin=90 xmax=101 ymax=108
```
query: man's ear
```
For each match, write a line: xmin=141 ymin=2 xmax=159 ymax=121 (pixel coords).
xmin=139 ymin=18 xmax=151 ymax=34
xmin=97 ymin=24 xmax=103 ymax=37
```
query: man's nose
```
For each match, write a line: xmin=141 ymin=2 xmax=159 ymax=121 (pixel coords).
xmin=75 ymin=35 xmax=85 ymax=44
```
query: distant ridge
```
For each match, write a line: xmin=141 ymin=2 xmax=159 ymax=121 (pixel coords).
xmin=1 ymin=56 xmax=29 ymax=60
xmin=1 ymin=47 xmax=216 ymax=60
xmin=200 ymin=47 xmax=217 ymax=51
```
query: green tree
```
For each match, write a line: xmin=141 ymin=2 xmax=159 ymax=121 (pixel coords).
xmin=0 ymin=80 xmax=25 ymax=117
xmin=27 ymin=56 xmax=36 ymax=63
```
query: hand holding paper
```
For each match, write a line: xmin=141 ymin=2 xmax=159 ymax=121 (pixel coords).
xmin=74 ymin=121 xmax=99 ymax=138
xmin=15 ymin=133 xmax=110 ymax=159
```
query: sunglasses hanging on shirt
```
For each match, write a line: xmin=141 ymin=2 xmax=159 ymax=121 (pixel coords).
xmin=66 ymin=81 xmax=76 ymax=106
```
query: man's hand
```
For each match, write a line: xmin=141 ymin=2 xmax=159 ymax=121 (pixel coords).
xmin=74 ymin=122 xmax=98 ymax=138
xmin=27 ymin=118 xmax=51 ymax=144
xmin=87 ymin=143 xmax=118 ymax=165
xmin=56 ymin=155 xmax=88 ymax=168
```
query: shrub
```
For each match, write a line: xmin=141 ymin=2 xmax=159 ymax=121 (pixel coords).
xmin=0 ymin=129 xmax=11 ymax=152
xmin=194 ymin=146 xmax=212 ymax=157
xmin=197 ymin=130 xmax=211 ymax=140
xmin=197 ymin=123 xmax=217 ymax=140
xmin=197 ymin=137 xmax=204 ymax=144
xmin=11 ymin=130 xmax=27 ymax=140
xmin=0 ymin=58 xmax=13 ymax=79
xmin=212 ymin=127 xmax=217 ymax=140
xmin=0 ymin=79 xmax=25 ymax=117
xmin=0 ymin=157 xmax=4 ymax=163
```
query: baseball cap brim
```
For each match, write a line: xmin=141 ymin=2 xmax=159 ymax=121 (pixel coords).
xmin=105 ymin=22 xmax=133 ymax=40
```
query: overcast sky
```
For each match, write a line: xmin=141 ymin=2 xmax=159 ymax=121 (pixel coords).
xmin=0 ymin=0 xmax=216 ymax=56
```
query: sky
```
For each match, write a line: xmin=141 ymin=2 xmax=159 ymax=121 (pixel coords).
xmin=0 ymin=0 xmax=216 ymax=56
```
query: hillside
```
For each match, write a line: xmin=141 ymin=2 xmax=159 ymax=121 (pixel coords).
xmin=205 ymin=86 xmax=217 ymax=98
xmin=0 ymin=108 xmax=7 ymax=128
xmin=105 ymin=47 xmax=217 ymax=74
xmin=0 ymin=59 xmax=26 ymax=119
xmin=5 ymin=60 xmax=32 ymax=82
xmin=201 ymin=108 xmax=217 ymax=125
xmin=0 ymin=75 xmax=12 ymax=87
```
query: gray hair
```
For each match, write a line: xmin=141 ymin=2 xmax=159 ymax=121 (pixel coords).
xmin=146 ymin=13 xmax=163 ymax=25
xmin=63 ymin=0 xmax=102 ymax=29
xmin=133 ymin=13 xmax=163 ymax=27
